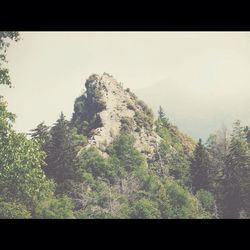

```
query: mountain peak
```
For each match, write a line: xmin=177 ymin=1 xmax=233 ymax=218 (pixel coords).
xmin=72 ymin=73 xmax=162 ymax=158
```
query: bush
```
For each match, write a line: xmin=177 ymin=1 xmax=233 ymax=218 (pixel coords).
xmin=130 ymin=198 xmax=160 ymax=219
xmin=164 ymin=179 xmax=211 ymax=218
xmin=76 ymin=147 xmax=112 ymax=179
xmin=120 ymin=117 xmax=134 ymax=131
xmin=0 ymin=200 xmax=31 ymax=219
xmin=35 ymin=195 xmax=75 ymax=219
xmin=110 ymin=132 xmax=147 ymax=173
xmin=134 ymin=110 xmax=154 ymax=129
xmin=137 ymin=100 xmax=154 ymax=118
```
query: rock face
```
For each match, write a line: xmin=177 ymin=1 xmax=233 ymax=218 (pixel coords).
xmin=72 ymin=73 xmax=162 ymax=159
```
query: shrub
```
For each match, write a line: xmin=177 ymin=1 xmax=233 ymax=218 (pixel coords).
xmin=0 ymin=200 xmax=31 ymax=219
xmin=164 ymin=179 xmax=211 ymax=218
xmin=130 ymin=198 xmax=160 ymax=219
xmin=35 ymin=195 xmax=75 ymax=219
xmin=120 ymin=117 xmax=134 ymax=131
xmin=134 ymin=110 xmax=154 ymax=129
xmin=76 ymin=147 xmax=109 ymax=179
xmin=137 ymin=100 xmax=154 ymax=118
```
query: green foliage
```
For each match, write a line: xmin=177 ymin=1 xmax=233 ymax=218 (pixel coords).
xmin=0 ymin=99 xmax=16 ymax=132
xmin=0 ymin=99 xmax=55 ymax=215
xmin=164 ymin=179 xmax=211 ymax=218
xmin=85 ymin=77 xmax=106 ymax=112
xmin=30 ymin=122 xmax=51 ymax=154
xmin=30 ymin=122 xmax=50 ymax=143
xmin=71 ymin=91 xmax=104 ymax=136
xmin=190 ymin=139 xmax=211 ymax=192
xmin=221 ymin=121 xmax=250 ymax=218
xmin=108 ymin=132 xmax=148 ymax=176
xmin=156 ymin=111 xmax=195 ymax=156
xmin=0 ymin=200 xmax=32 ymax=219
xmin=204 ymin=122 xmax=250 ymax=218
xmin=76 ymin=147 xmax=111 ymax=180
xmin=46 ymin=112 xmax=87 ymax=187
xmin=0 ymin=130 xmax=55 ymax=210
xmin=35 ymin=195 xmax=75 ymax=219
xmin=158 ymin=106 xmax=170 ymax=128
xmin=71 ymin=94 xmax=89 ymax=134
xmin=155 ymin=120 xmax=192 ymax=186
xmin=76 ymin=132 xmax=148 ymax=186
xmin=67 ymin=176 xmax=130 ymax=219
xmin=196 ymin=189 xmax=215 ymax=214
xmin=130 ymin=198 xmax=160 ymax=219
xmin=245 ymin=126 xmax=250 ymax=149
xmin=156 ymin=110 xmax=195 ymax=166
xmin=0 ymin=32 xmax=20 ymax=87
xmin=206 ymin=130 xmax=228 ymax=189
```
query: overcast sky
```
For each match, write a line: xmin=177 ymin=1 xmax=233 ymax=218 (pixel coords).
xmin=1 ymin=32 xmax=250 ymax=139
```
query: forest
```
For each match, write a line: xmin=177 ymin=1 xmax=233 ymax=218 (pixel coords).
xmin=0 ymin=32 xmax=249 ymax=219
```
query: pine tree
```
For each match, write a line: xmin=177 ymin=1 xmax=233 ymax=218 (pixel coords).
xmin=45 ymin=113 xmax=86 ymax=189
xmin=158 ymin=106 xmax=169 ymax=128
xmin=243 ymin=126 xmax=250 ymax=216
xmin=190 ymin=139 xmax=210 ymax=193
xmin=30 ymin=122 xmax=51 ymax=152
xmin=222 ymin=121 xmax=250 ymax=218
xmin=244 ymin=126 xmax=250 ymax=149
xmin=45 ymin=113 xmax=70 ymax=183
xmin=206 ymin=126 xmax=230 ymax=217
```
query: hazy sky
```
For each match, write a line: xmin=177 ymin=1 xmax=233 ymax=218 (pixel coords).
xmin=1 ymin=32 xmax=250 ymax=139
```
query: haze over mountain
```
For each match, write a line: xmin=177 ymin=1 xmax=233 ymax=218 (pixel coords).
xmin=134 ymin=76 xmax=250 ymax=141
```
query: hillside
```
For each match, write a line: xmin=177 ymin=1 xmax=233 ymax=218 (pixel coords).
xmin=1 ymin=72 xmax=249 ymax=218
xmin=1 ymin=31 xmax=250 ymax=219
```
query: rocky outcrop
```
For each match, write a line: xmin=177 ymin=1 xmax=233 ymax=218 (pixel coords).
xmin=72 ymin=73 xmax=162 ymax=159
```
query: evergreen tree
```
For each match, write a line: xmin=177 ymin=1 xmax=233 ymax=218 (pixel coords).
xmin=71 ymin=94 xmax=89 ymax=135
xmin=158 ymin=106 xmax=169 ymax=128
xmin=30 ymin=122 xmax=51 ymax=153
xmin=244 ymin=126 xmax=250 ymax=149
xmin=45 ymin=113 xmax=86 ymax=189
xmin=206 ymin=127 xmax=230 ymax=217
xmin=190 ymin=139 xmax=210 ymax=193
xmin=221 ymin=121 xmax=250 ymax=218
